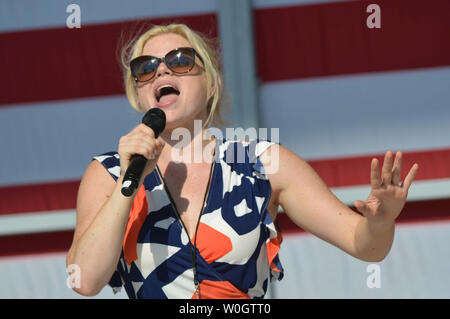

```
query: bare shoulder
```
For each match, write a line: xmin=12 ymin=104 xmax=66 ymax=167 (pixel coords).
xmin=258 ymin=144 xmax=313 ymax=217
xmin=258 ymin=143 xmax=319 ymax=194
xmin=259 ymin=143 xmax=344 ymax=212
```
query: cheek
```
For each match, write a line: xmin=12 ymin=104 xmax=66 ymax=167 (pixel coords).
xmin=188 ymin=77 xmax=209 ymax=105
xmin=136 ymin=86 xmax=152 ymax=108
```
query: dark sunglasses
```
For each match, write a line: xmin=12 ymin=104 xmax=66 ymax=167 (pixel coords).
xmin=130 ymin=47 xmax=204 ymax=83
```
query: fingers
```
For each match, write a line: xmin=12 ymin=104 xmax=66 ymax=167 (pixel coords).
xmin=354 ymin=200 xmax=369 ymax=216
xmin=119 ymin=135 xmax=156 ymax=159
xmin=391 ymin=151 xmax=402 ymax=186
xmin=125 ymin=124 xmax=158 ymax=156
xmin=372 ymin=151 xmax=408 ymax=187
xmin=370 ymin=158 xmax=382 ymax=189
xmin=134 ymin=123 xmax=156 ymax=139
xmin=403 ymin=163 xmax=419 ymax=191
xmin=370 ymin=150 xmax=418 ymax=193
xmin=146 ymin=137 xmax=165 ymax=160
xmin=381 ymin=151 xmax=393 ymax=186
xmin=155 ymin=137 xmax=166 ymax=154
xmin=118 ymin=124 xmax=161 ymax=170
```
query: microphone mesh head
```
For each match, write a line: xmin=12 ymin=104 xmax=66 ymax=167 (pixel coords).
xmin=142 ymin=108 xmax=166 ymax=138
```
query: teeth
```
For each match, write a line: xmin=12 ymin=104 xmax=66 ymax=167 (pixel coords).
xmin=155 ymin=83 xmax=179 ymax=102
xmin=157 ymin=84 xmax=174 ymax=92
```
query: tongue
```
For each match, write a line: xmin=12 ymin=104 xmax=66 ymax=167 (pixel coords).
xmin=159 ymin=93 xmax=178 ymax=104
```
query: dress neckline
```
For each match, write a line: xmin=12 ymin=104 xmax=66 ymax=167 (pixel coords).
xmin=154 ymin=138 xmax=217 ymax=298
xmin=153 ymin=136 xmax=218 ymax=241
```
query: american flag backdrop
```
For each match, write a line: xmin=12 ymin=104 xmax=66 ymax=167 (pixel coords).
xmin=0 ymin=0 xmax=449 ymax=298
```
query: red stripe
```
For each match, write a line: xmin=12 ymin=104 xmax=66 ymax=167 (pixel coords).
xmin=3 ymin=1 xmax=449 ymax=106
xmin=1 ymin=148 xmax=449 ymax=215
xmin=1 ymin=198 xmax=449 ymax=257
xmin=277 ymin=198 xmax=450 ymax=235
xmin=0 ymin=14 xmax=217 ymax=106
xmin=309 ymin=147 xmax=450 ymax=188
xmin=0 ymin=180 xmax=79 ymax=215
xmin=0 ymin=230 xmax=74 ymax=258
xmin=254 ymin=0 xmax=450 ymax=82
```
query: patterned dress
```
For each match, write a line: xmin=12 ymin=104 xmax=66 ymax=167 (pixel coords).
xmin=94 ymin=138 xmax=284 ymax=299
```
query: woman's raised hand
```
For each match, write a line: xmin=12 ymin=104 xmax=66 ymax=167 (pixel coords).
xmin=354 ymin=151 xmax=419 ymax=225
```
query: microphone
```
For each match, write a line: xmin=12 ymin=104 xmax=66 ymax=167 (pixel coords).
xmin=121 ymin=108 xmax=166 ymax=197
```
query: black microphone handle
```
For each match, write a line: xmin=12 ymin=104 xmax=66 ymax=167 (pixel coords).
xmin=121 ymin=154 xmax=148 ymax=197
xmin=120 ymin=108 xmax=166 ymax=197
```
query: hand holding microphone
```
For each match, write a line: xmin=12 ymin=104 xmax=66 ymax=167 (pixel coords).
xmin=119 ymin=108 xmax=166 ymax=197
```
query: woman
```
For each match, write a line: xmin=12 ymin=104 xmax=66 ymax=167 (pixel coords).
xmin=66 ymin=23 xmax=419 ymax=299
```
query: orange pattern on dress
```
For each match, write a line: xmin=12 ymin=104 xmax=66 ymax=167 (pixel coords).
xmin=123 ymin=185 xmax=148 ymax=265
xmin=191 ymin=222 xmax=233 ymax=263
xmin=266 ymin=225 xmax=283 ymax=273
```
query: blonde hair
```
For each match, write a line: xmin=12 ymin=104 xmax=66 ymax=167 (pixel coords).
xmin=120 ymin=23 xmax=227 ymax=128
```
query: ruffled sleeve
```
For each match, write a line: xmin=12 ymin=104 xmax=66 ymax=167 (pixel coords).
xmin=93 ymin=152 xmax=121 ymax=181
xmin=250 ymin=140 xmax=284 ymax=282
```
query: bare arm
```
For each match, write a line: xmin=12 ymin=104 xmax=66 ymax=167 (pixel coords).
xmin=260 ymin=145 xmax=418 ymax=262
xmin=66 ymin=124 xmax=164 ymax=296
xmin=352 ymin=151 xmax=418 ymax=261
xmin=66 ymin=161 xmax=133 ymax=296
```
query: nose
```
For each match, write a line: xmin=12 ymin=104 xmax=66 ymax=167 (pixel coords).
xmin=155 ymin=58 xmax=173 ymax=79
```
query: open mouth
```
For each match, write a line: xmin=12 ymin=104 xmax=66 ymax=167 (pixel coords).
xmin=155 ymin=84 xmax=180 ymax=103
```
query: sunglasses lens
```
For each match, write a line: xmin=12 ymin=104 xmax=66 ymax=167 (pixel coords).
xmin=131 ymin=56 xmax=159 ymax=82
xmin=166 ymin=48 xmax=195 ymax=73
xmin=131 ymin=48 xmax=199 ymax=82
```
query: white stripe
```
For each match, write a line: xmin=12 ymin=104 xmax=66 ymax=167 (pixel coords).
xmin=0 ymin=0 xmax=217 ymax=33
xmin=0 ymin=95 xmax=141 ymax=186
xmin=0 ymin=210 xmax=75 ymax=236
xmin=260 ymin=67 xmax=450 ymax=159
xmin=1 ymin=68 xmax=449 ymax=188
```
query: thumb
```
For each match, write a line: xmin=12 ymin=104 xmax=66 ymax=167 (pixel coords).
xmin=154 ymin=137 xmax=165 ymax=157
xmin=148 ymin=138 xmax=165 ymax=161
xmin=142 ymin=138 xmax=165 ymax=178
xmin=354 ymin=200 xmax=368 ymax=216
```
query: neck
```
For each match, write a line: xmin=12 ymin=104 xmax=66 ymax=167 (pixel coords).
xmin=158 ymin=119 xmax=216 ymax=166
